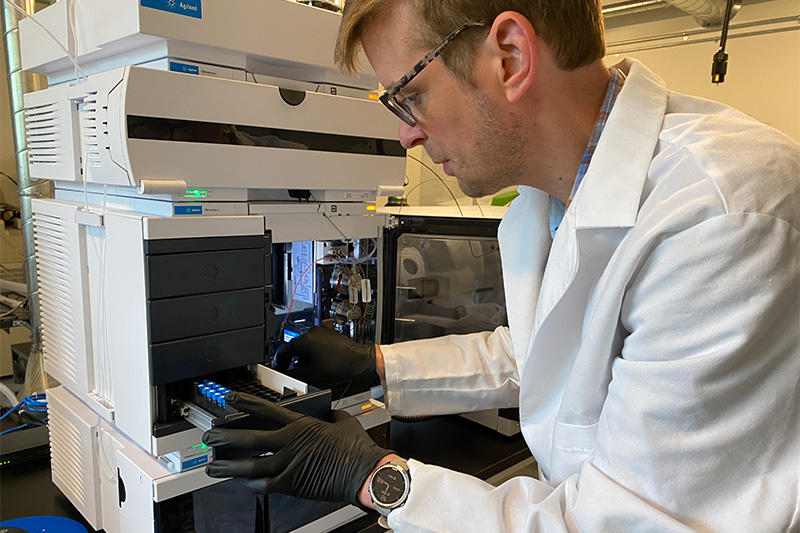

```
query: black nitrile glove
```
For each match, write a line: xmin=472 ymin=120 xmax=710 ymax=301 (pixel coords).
xmin=203 ymin=391 xmax=390 ymax=506
xmin=272 ymin=326 xmax=378 ymax=388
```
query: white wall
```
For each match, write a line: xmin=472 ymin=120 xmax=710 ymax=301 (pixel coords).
xmin=604 ymin=0 xmax=799 ymax=142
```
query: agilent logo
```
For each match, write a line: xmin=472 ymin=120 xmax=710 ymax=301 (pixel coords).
xmin=141 ymin=0 xmax=202 ymax=19
xmin=169 ymin=61 xmax=200 ymax=75
xmin=174 ymin=205 xmax=203 ymax=215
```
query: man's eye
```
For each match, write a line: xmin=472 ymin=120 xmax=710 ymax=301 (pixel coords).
xmin=402 ymin=92 xmax=420 ymax=108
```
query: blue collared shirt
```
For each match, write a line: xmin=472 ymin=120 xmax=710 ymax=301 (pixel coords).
xmin=549 ymin=68 xmax=625 ymax=238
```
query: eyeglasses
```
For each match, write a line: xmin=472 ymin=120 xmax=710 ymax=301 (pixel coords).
xmin=378 ymin=23 xmax=485 ymax=127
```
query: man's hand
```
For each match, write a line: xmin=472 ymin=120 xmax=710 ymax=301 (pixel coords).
xmin=272 ymin=326 xmax=380 ymax=388
xmin=203 ymin=391 xmax=391 ymax=506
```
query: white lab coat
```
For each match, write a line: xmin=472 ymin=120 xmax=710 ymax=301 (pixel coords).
xmin=380 ymin=59 xmax=800 ymax=532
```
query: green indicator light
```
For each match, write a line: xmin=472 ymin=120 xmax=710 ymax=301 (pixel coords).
xmin=192 ymin=443 xmax=208 ymax=450
xmin=183 ymin=190 xmax=208 ymax=198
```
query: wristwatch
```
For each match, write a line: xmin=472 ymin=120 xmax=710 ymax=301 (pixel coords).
xmin=368 ymin=457 xmax=411 ymax=528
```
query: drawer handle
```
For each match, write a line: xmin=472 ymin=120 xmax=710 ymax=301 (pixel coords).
xmin=204 ymin=306 xmax=220 ymax=321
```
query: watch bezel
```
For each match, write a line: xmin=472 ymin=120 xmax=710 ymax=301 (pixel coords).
xmin=369 ymin=462 xmax=411 ymax=511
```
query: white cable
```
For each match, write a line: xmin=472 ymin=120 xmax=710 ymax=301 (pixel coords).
xmin=0 ymin=382 xmax=18 ymax=408
xmin=3 ymin=0 xmax=86 ymax=83
xmin=67 ymin=0 xmax=83 ymax=84
xmin=100 ymin=202 xmax=112 ymax=402
xmin=0 ymin=296 xmax=26 ymax=319
xmin=88 ymin=225 xmax=111 ymax=403
xmin=101 ymin=187 xmax=109 ymax=396
xmin=96 ymin=428 xmax=117 ymax=483
xmin=82 ymin=171 xmax=89 ymax=210
xmin=37 ymin=334 xmax=47 ymax=392
xmin=90 ymin=234 xmax=104 ymax=399
xmin=343 ymin=238 xmax=378 ymax=264
xmin=78 ymin=94 xmax=93 ymax=209
xmin=99 ymin=185 xmax=112 ymax=402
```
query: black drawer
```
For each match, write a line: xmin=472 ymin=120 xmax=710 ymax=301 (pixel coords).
xmin=149 ymin=288 xmax=265 ymax=343
xmin=150 ymin=327 xmax=265 ymax=385
xmin=147 ymin=249 xmax=265 ymax=299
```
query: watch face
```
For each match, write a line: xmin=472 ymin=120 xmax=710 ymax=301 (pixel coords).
xmin=370 ymin=465 xmax=408 ymax=506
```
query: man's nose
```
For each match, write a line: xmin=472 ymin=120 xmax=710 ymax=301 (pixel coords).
xmin=398 ymin=120 xmax=427 ymax=150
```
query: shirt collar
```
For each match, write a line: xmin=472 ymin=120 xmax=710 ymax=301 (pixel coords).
xmin=572 ymin=59 xmax=669 ymax=230
xmin=569 ymin=67 xmax=625 ymax=205
xmin=549 ymin=68 xmax=625 ymax=238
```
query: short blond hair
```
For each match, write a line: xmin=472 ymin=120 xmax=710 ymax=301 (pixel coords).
xmin=334 ymin=0 xmax=605 ymax=85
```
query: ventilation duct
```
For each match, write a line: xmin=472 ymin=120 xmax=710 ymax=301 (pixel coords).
xmin=603 ymin=0 xmax=740 ymax=27
xmin=666 ymin=0 xmax=739 ymax=27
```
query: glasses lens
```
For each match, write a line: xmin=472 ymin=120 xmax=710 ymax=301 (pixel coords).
xmin=389 ymin=99 xmax=416 ymax=127
xmin=393 ymin=99 xmax=416 ymax=127
xmin=380 ymin=92 xmax=416 ymax=127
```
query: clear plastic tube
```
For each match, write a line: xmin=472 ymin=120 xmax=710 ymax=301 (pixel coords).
xmin=3 ymin=0 xmax=86 ymax=82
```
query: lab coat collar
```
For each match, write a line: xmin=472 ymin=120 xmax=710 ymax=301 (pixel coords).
xmin=573 ymin=59 xmax=668 ymax=230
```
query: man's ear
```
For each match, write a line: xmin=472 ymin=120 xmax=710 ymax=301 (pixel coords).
xmin=485 ymin=11 xmax=538 ymax=104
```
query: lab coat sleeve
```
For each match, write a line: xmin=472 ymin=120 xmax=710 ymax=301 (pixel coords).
xmin=389 ymin=213 xmax=800 ymax=532
xmin=389 ymin=460 xmax=695 ymax=533
xmin=379 ymin=326 xmax=519 ymax=416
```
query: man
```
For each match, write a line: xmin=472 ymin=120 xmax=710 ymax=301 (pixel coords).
xmin=204 ymin=0 xmax=800 ymax=530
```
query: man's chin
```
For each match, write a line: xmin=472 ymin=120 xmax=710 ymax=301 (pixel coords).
xmin=456 ymin=177 xmax=496 ymax=199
